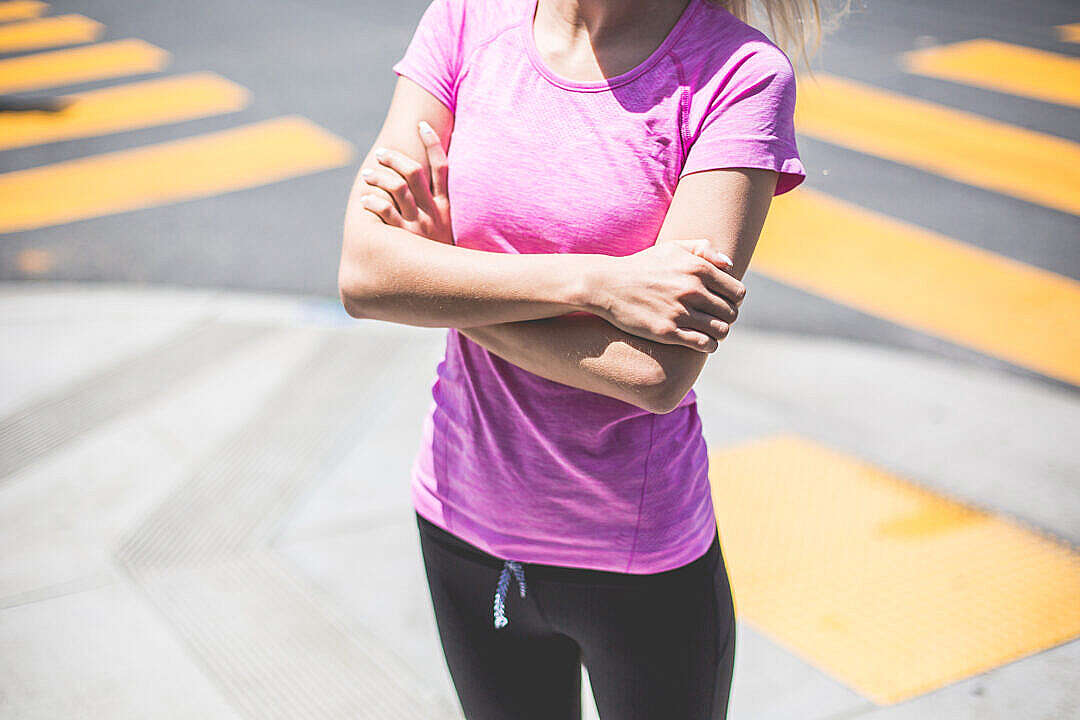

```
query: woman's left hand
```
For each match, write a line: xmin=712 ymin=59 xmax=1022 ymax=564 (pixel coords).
xmin=359 ymin=120 xmax=454 ymax=245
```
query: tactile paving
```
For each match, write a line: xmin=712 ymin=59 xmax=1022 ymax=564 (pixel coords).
xmin=708 ymin=434 xmax=1080 ymax=704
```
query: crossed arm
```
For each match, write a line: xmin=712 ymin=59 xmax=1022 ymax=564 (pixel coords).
xmin=339 ymin=77 xmax=777 ymax=413
xmin=450 ymin=160 xmax=774 ymax=414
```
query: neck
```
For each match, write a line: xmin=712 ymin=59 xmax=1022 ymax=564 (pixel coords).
xmin=537 ymin=0 xmax=692 ymax=45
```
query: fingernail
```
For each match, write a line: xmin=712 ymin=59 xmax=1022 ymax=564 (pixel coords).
xmin=360 ymin=168 xmax=373 ymax=177
xmin=717 ymin=252 xmax=733 ymax=266
xmin=374 ymin=147 xmax=387 ymax=159
xmin=418 ymin=120 xmax=434 ymax=136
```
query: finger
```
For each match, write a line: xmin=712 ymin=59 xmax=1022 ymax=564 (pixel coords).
xmin=669 ymin=326 xmax=718 ymax=353
xmin=361 ymin=166 xmax=420 ymax=222
xmin=697 ymin=262 xmax=747 ymax=308
xmin=681 ymin=308 xmax=731 ymax=342
xmin=374 ymin=146 xmax=434 ymax=221
xmin=360 ymin=193 xmax=404 ymax=226
xmin=688 ymin=291 xmax=739 ymax=328
xmin=366 ymin=156 xmax=420 ymax=222
xmin=674 ymin=238 xmax=733 ymax=271
xmin=691 ymin=239 xmax=733 ymax=271
xmin=418 ymin=121 xmax=450 ymax=200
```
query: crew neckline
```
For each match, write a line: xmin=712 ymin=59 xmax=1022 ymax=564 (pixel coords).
xmin=520 ymin=0 xmax=701 ymax=92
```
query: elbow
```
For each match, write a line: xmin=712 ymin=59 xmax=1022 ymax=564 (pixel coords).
xmin=641 ymin=380 xmax=693 ymax=415
xmin=637 ymin=350 xmax=706 ymax=414
xmin=337 ymin=264 xmax=372 ymax=319
xmin=339 ymin=213 xmax=386 ymax=319
xmin=339 ymin=284 xmax=365 ymax=319
xmin=632 ymin=369 xmax=692 ymax=415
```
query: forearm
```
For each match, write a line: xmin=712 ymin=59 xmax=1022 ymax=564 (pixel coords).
xmin=339 ymin=215 xmax=605 ymax=328
xmin=459 ymin=312 xmax=705 ymax=413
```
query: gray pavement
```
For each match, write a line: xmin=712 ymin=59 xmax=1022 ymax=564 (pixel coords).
xmin=3 ymin=0 xmax=1079 ymax=716
xmin=1 ymin=282 xmax=1077 ymax=719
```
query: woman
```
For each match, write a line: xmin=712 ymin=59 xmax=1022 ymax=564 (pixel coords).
xmin=338 ymin=0 xmax=844 ymax=717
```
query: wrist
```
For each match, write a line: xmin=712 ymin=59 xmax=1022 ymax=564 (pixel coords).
xmin=569 ymin=254 xmax=614 ymax=318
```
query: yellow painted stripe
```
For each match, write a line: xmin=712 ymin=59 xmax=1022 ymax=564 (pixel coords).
xmin=756 ymin=188 xmax=1080 ymax=386
xmin=903 ymin=39 xmax=1080 ymax=108
xmin=0 ymin=1 xmax=48 ymax=23
xmin=1057 ymin=22 xmax=1080 ymax=43
xmin=0 ymin=116 xmax=353 ymax=233
xmin=709 ymin=435 xmax=1080 ymax=704
xmin=794 ymin=72 xmax=1080 ymax=216
xmin=0 ymin=13 xmax=101 ymax=52
xmin=0 ymin=73 xmax=251 ymax=151
xmin=0 ymin=38 xmax=168 ymax=94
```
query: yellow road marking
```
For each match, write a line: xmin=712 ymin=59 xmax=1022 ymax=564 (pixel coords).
xmin=0 ymin=1 xmax=47 ymax=23
xmin=709 ymin=434 xmax=1080 ymax=704
xmin=0 ymin=116 xmax=353 ymax=233
xmin=793 ymin=72 xmax=1080 ymax=216
xmin=1057 ymin=22 xmax=1080 ymax=43
xmin=0 ymin=38 xmax=168 ymax=94
xmin=0 ymin=13 xmax=101 ymax=53
xmin=0 ymin=72 xmax=250 ymax=151
xmin=756 ymin=188 xmax=1080 ymax=386
xmin=903 ymin=38 xmax=1080 ymax=108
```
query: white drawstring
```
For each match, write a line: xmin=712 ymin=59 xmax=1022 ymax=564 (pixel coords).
xmin=493 ymin=559 xmax=527 ymax=629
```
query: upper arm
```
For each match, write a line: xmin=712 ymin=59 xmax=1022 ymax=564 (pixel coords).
xmin=339 ymin=76 xmax=456 ymax=296
xmin=657 ymin=41 xmax=803 ymax=278
xmin=344 ymin=75 xmax=455 ymax=234
xmin=350 ymin=0 xmax=464 ymax=215
xmin=641 ymin=43 xmax=806 ymax=410
xmin=644 ymin=167 xmax=778 ymax=410
xmin=340 ymin=0 xmax=463 ymax=291
xmin=656 ymin=166 xmax=778 ymax=282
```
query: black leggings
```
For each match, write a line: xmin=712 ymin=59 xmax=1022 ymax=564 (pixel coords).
xmin=416 ymin=512 xmax=736 ymax=719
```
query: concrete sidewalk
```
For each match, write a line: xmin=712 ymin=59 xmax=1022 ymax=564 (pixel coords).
xmin=1 ymin=282 xmax=1077 ymax=719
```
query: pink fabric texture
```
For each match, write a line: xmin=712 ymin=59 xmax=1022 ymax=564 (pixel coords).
xmin=393 ymin=0 xmax=806 ymax=573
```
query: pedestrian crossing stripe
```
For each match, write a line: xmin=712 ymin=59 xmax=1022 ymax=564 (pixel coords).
xmin=756 ymin=187 xmax=1080 ymax=387
xmin=0 ymin=116 xmax=353 ymax=234
xmin=903 ymin=38 xmax=1080 ymax=109
xmin=0 ymin=13 xmax=101 ymax=53
xmin=0 ymin=38 xmax=168 ymax=94
xmin=0 ymin=1 xmax=47 ymax=23
xmin=0 ymin=72 xmax=251 ymax=151
xmin=794 ymin=71 xmax=1080 ymax=216
xmin=1056 ymin=23 xmax=1080 ymax=43
xmin=709 ymin=434 xmax=1080 ymax=704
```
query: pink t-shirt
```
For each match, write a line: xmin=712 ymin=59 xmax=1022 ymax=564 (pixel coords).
xmin=393 ymin=0 xmax=806 ymax=573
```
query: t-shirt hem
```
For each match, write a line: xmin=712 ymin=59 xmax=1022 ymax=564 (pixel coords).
xmin=392 ymin=61 xmax=455 ymax=113
xmin=410 ymin=457 xmax=718 ymax=575
xmin=622 ymin=511 xmax=718 ymax=573
xmin=679 ymin=136 xmax=807 ymax=195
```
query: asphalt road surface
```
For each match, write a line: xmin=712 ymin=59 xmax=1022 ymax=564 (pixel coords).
xmin=1 ymin=0 xmax=1078 ymax=390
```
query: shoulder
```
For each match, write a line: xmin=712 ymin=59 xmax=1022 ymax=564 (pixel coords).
xmin=673 ymin=0 xmax=796 ymax=91
xmin=454 ymin=0 xmax=528 ymax=44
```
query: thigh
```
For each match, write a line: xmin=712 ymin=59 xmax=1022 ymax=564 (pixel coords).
xmin=417 ymin=514 xmax=583 ymax=720
xmin=541 ymin=535 xmax=736 ymax=720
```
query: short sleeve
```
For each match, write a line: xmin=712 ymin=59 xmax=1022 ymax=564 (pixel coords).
xmin=680 ymin=44 xmax=807 ymax=195
xmin=391 ymin=0 xmax=467 ymax=113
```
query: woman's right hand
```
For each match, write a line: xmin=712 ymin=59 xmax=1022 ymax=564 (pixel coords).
xmin=591 ymin=238 xmax=746 ymax=352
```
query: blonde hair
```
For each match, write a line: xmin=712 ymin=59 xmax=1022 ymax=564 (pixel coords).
xmin=711 ymin=0 xmax=855 ymax=73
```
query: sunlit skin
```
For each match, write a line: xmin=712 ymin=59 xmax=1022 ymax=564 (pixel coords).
xmin=338 ymin=0 xmax=779 ymax=413
xmin=347 ymin=116 xmax=775 ymax=413
xmin=358 ymin=121 xmax=747 ymax=350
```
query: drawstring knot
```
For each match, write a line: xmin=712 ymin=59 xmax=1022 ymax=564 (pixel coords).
xmin=493 ymin=559 xmax=527 ymax=629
